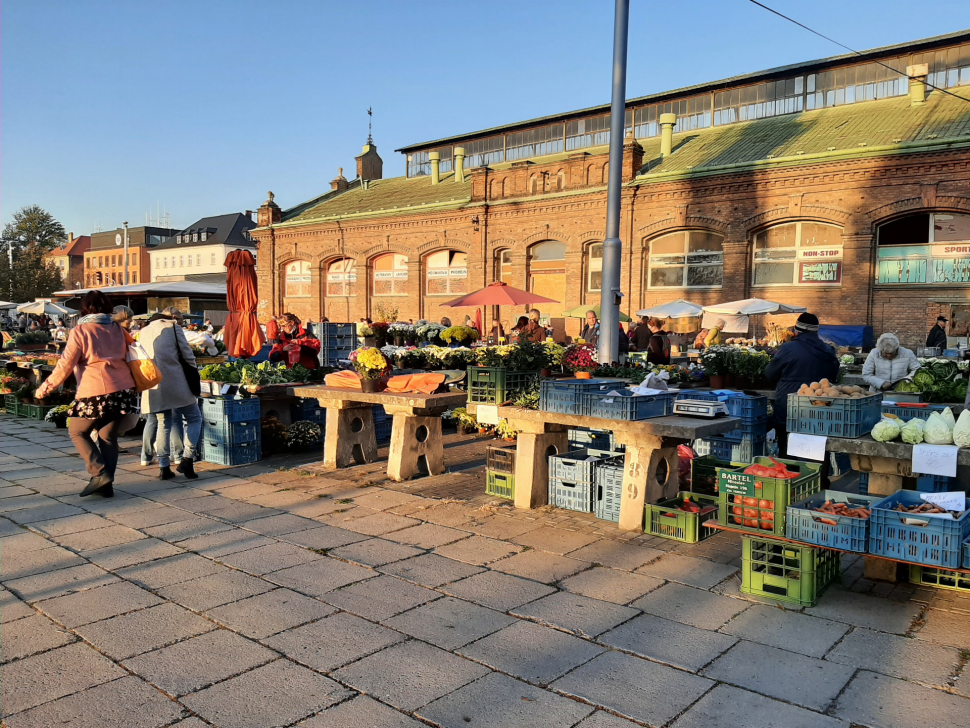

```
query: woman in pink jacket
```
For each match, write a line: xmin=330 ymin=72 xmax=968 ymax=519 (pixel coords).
xmin=35 ymin=290 xmax=138 ymax=497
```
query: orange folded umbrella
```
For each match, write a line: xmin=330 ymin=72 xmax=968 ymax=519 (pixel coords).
xmin=386 ymin=372 xmax=446 ymax=394
xmin=324 ymin=370 xmax=362 ymax=389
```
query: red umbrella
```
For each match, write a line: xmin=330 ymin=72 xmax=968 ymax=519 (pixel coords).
xmin=223 ymin=249 xmax=266 ymax=358
xmin=442 ymin=281 xmax=559 ymax=308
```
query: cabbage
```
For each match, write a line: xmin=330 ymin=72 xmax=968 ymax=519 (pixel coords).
xmin=871 ymin=417 xmax=902 ymax=442
xmin=900 ymin=417 xmax=925 ymax=445
xmin=953 ymin=409 xmax=970 ymax=448
xmin=913 ymin=371 xmax=934 ymax=389
xmin=894 ymin=381 xmax=920 ymax=392
xmin=942 ymin=407 xmax=955 ymax=430
xmin=840 ymin=354 xmax=855 ymax=365
xmin=923 ymin=411 xmax=953 ymax=445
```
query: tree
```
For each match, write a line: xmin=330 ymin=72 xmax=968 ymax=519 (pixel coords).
xmin=0 ymin=205 xmax=67 ymax=302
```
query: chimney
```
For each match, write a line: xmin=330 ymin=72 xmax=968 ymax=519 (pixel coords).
xmin=659 ymin=113 xmax=677 ymax=157
xmin=355 ymin=142 xmax=383 ymax=181
xmin=68 ymin=232 xmax=75 ymax=248
xmin=429 ymin=152 xmax=440 ymax=185
xmin=331 ymin=167 xmax=349 ymax=192
xmin=907 ymin=63 xmax=929 ymax=105
xmin=454 ymin=147 xmax=466 ymax=183
xmin=244 ymin=210 xmax=253 ymax=220
xmin=256 ymin=191 xmax=282 ymax=227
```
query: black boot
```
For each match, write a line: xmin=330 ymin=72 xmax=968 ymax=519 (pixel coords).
xmin=81 ymin=474 xmax=113 ymax=496
xmin=158 ymin=466 xmax=176 ymax=480
xmin=176 ymin=458 xmax=198 ymax=479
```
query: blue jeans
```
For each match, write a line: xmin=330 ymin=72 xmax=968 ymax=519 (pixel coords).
xmin=141 ymin=414 xmax=184 ymax=464
xmin=156 ymin=403 xmax=203 ymax=467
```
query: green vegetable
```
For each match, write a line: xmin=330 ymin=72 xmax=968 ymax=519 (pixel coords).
xmin=924 ymin=411 xmax=953 ymax=445
xmin=839 ymin=354 xmax=855 ymax=365
xmin=900 ymin=418 xmax=925 ymax=445
xmin=913 ymin=371 xmax=935 ymax=389
xmin=953 ymin=410 xmax=970 ymax=447
xmin=893 ymin=381 xmax=920 ymax=392
xmin=871 ymin=417 xmax=901 ymax=442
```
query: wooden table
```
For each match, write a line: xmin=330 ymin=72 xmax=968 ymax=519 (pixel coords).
xmin=291 ymin=386 xmax=467 ymax=481
xmin=467 ymin=403 xmax=740 ymax=532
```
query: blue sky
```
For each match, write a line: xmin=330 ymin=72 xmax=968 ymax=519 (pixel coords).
xmin=2 ymin=0 xmax=966 ymax=236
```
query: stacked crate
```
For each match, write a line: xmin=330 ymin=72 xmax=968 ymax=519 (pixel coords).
xmin=199 ymin=397 xmax=262 ymax=466
xmin=741 ymin=536 xmax=841 ymax=607
xmin=548 ymin=450 xmax=621 ymax=513
xmin=682 ymin=392 xmax=768 ymax=464
xmin=374 ymin=405 xmax=392 ymax=442
xmin=317 ymin=323 xmax=356 ymax=366
xmin=485 ymin=445 xmax=516 ymax=500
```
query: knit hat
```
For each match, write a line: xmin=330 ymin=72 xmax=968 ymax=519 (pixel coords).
xmin=794 ymin=313 xmax=820 ymax=332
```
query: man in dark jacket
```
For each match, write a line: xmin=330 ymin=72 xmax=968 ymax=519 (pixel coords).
xmin=630 ymin=316 xmax=652 ymax=351
xmin=645 ymin=318 xmax=671 ymax=365
xmin=926 ymin=316 xmax=948 ymax=350
xmin=764 ymin=312 xmax=840 ymax=456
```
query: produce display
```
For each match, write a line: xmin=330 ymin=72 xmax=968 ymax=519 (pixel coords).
xmin=902 ymin=359 xmax=969 ymax=403
xmin=892 ymin=501 xmax=965 ymax=516
xmin=870 ymin=406 xmax=966 ymax=446
xmin=730 ymin=495 xmax=776 ymax=529
xmin=198 ymin=361 xmax=325 ymax=387
xmin=796 ymin=379 xmax=867 ymax=399
xmin=812 ymin=499 xmax=871 ymax=523
xmin=742 ymin=458 xmax=799 ymax=479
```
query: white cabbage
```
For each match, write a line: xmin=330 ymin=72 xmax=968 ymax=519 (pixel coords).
xmin=900 ymin=417 xmax=925 ymax=445
xmin=923 ymin=411 xmax=954 ymax=445
xmin=952 ymin=410 xmax=970 ymax=448
xmin=871 ymin=417 xmax=902 ymax=442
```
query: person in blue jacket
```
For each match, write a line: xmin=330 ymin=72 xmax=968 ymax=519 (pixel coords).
xmin=764 ymin=313 xmax=840 ymax=456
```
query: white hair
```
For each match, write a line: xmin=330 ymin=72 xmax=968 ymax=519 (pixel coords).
xmin=876 ymin=333 xmax=900 ymax=356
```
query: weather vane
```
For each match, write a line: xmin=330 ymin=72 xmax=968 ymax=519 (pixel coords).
xmin=367 ymin=106 xmax=373 ymax=144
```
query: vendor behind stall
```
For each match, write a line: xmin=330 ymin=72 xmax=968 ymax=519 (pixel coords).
xmin=269 ymin=314 xmax=320 ymax=369
xmin=862 ymin=333 xmax=920 ymax=391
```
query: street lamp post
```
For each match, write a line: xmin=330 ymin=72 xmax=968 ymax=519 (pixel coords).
xmin=122 ymin=222 xmax=129 ymax=285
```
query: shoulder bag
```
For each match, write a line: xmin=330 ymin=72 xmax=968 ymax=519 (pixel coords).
xmin=174 ymin=327 xmax=202 ymax=396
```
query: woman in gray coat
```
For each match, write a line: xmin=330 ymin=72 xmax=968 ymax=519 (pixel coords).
xmin=139 ymin=308 xmax=202 ymax=480
xmin=862 ymin=333 xmax=921 ymax=391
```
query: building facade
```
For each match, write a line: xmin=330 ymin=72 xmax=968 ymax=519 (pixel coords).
xmin=149 ymin=213 xmax=257 ymax=283
xmin=45 ymin=233 xmax=91 ymax=290
xmin=84 ymin=226 xmax=178 ymax=288
xmin=251 ymin=31 xmax=970 ymax=347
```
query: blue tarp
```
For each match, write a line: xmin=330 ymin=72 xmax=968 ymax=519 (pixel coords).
xmin=818 ymin=325 xmax=874 ymax=349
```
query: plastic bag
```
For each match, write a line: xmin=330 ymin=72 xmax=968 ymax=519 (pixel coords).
xmin=900 ymin=417 xmax=925 ymax=445
xmin=953 ymin=409 xmax=970 ymax=448
xmin=678 ymin=444 xmax=695 ymax=487
xmin=871 ymin=417 xmax=901 ymax=442
xmin=924 ymin=411 xmax=953 ymax=445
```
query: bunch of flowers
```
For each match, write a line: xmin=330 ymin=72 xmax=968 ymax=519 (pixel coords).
xmin=351 ymin=347 xmax=391 ymax=380
xmin=475 ymin=345 xmax=514 ymax=368
xmin=563 ymin=344 xmax=597 ymax=373
xmin=44 ymin=403 xmax=73 ymax=425
xmin=544 ymin=341 xmax=566 ymax=366
xmin=394 ymin=346 xmax=427 ymax=369
xmin=700 ymin=345 xmax=737 ymax=377
xmin=415 ymin=320 xmax=446 ymax=343
xmin=388 ymin=323 xmax=415 ymax=339
xmin=288 ymin=420 xmax=322 ymax=448
xmin=371 ymin=321 xmax=390 ymax=343
xmin=380 ymin=344 xmax=406 ymax=360
xmin=441 ymin=325 xmax=478 ymax=344
xmin=2 ymin=377 xmax=33 ymax=399
xmin=357 ymin=324 xmax=375 ymax=337
xmin=423 ymin=345 xmax=475 ymax=369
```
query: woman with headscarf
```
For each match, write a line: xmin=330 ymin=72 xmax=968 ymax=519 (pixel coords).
xmin=704 ymin=319 xmax=725 ymax=348
xmin=862 ymin=333 xmax=921 ymax=391
xmin=269 ymin=314 xmax=320 ymax=369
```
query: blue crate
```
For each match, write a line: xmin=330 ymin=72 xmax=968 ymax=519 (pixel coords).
xmin=201 ymin=417 xmax=260 ymax=446
xmin=293 ymin=398 xmax=327 ymax=423
xmin=965 ymin=540 xmax=970 ymax=569
xmin=594 ymin=463 xmax=624 ymax=522
xmin=786 ymin=490 xmax=882 ymax=553
xmin=880 ymin=403 xmax=947 ymax=421
xmin=944 ymin=348 xmax=961 ymax=358
xmin=719 ymin=417 xmax=769 ymax=443
xmin=676 ymin=391 xmax=768 ymax=421
xmin=568 ymin=428 xmax=612 ymax=451
xmin=375 ymin=419 xmax=392 ymax=442
xmin=548 ymin=449 xmax=620 ymax=513
xmin=917 ymin=474 xmax=955 ymax=492
xmin=692 ymin=435 xmax=765 ymax=464
xmin=869 ymin=491 xmax=970 ymax=568
xmin=787 ymin=393 xmax=883 ymax=438
xmin=372 ymin=405 xmax=387 ymax=423
xmin=200 ymin=396 xmax=261 ymax=424
xmin=540 ymin=379 xmax=615 ymax=415
xmin=200 ymin=438 xmax=262 ymax=466
xmin=858 ymin=471 xmax=869 ymax=495
xmin=312 ymin=322 xmax=355 ymax=339
xmin=581 ymin=391 xmax=667 ymax=421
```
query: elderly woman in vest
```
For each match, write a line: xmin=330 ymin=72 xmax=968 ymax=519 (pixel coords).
xmin=862 ymin=333 xmax=921 ymax=391
xmin=139 ymin=307 xmax=203 ymax=480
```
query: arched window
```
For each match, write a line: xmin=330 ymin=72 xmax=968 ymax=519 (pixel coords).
xmin=284 ymin=260 xmax=312 ymax=298
xmin=877 ymin=212 xmax=970 ymax=284
xmin=528 ymin=241 xmax=567 ymax=318
xmin=587 ymin=243 xmax=603 ymax=293
xmin=326 ymin=258 xmax=357 ymax=297
xmin=648 ymin=231 xmax=723 ymax=289
xmin=372 ymin=253 xmax=408 ymax=295
xmin=425 ymin=250 xmax=468 ymax=295
xmin=495 ymin=249 xmax=513 ymax=283
xmin=753 ymin=222 xmax=842 ymax=286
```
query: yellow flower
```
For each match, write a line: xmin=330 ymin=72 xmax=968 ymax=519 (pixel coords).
xmin=356 ymin=347 xmax=388 ymax=372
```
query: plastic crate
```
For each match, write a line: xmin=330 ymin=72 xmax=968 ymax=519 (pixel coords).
xmin=3 ymin=394 xmax=17 ymax=413
xmin=966 ymin=539 xmax=970 ymax=569
xmin=917 ymin=474 xmax=955 ymax=492
xmin=467 ymin=367 xmax=539 ymax=405
xmin=917 ymin=347 xmax=942 ymax=357
xmin=314 ymin=322 xmax=355 ymax=339
xmin=293 ymin=398 xmax=327 ymax=424
xmin=880 ymin=403 xmax=947 ymax=421
xmin=201 ymin=418 xmax=260 ymax=446
xmin=568 ymin=428 xmax=612 ymax=451
xmin=718 ymin=457 xmax=823 ymax=536
xmin=594 ymin=463 xmax=624 ymax=522
xmin=646 ymin=492 xmax=719 ymax=543
xmin=540 ymin=379 xmax=615 ymax=415
xmin=869 ymin=491 xmax=970 ymax=568
xmin=910 ymin=565 xmax=970 ymax=593
xmin=375 ymin=419 xmax=392 ymax=442
xmin=486 ymin=445 xmax=516 ymax=475
xmin=676 ymin=391 xmax=769 ymax=421
xmin=200 ymin=438 xmax=262 ymax=466
xmin=692 ymin=436 xmax=765 ymax=464
xmin=201 ymin=396 xmax=261 ymax=423
xmin=548 ymin=449 xmax=618 ymax=512
xmin=690 ymin=455 xmax=733 ymax=495
xmin=320 ymin=348 xmax=354 ymax=366
xmin=741 ymin=535 xmax=840 ymax=607
xmin=785 ymin=490 xmax=882 ymax=553
xmin=719 ymin=417 xmax=769 ymax=443
xmin=858 ymin=471 xmax=869 ymax=495
xmin=786 ymin=392 xmax=883 ymax=438
xmin=372 ymin=405 xmax=387 ymax=423
xmin=486 ymin=470 xmax=515 ymax=500
xmin=23 ymin=403 xmax=54 ymax=421
xmin=944 ymin=348 xmax=961 ymax=358
xmin=581 ymin=391 xmax=667 ymax=421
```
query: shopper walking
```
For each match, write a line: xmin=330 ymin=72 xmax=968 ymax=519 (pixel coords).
xmin=34 ymin=291 xmax=138 ymax=497
xmin=645 ymin=317 xmax=671 ymax=365
xmin=926 ymin=315 xmax=948 ymax=350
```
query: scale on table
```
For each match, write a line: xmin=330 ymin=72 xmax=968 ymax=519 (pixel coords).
xmin=672 ymin=399 xmax=729 ymax=418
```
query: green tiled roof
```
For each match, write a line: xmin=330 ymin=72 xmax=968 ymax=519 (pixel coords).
xmin=282 ymin=172 xmax=472 ymax=225
xmin=635 ymin=88 xmax=970 ymax=182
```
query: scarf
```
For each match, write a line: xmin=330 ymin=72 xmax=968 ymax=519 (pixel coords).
xmin=77 ymin=313 xmax=114 ymax=325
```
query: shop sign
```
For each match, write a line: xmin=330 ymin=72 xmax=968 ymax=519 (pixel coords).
xmin=796 ymin=247 xmax=842 ymax=260
xmin=799 ymin=262 xmax=842 ymax=284
xmin=374 ymin=271 xmax=408 ymax=279
xmin=931 ymin=243 xmax=970 ymax=258
xmin=327 ymin=273 xmax=357 ymax=282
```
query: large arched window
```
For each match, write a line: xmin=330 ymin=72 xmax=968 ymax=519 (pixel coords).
xmin=372 ymin=253 xmax=408 ymax=295
xmin=284 ymin=260 xmax=312 ymax=298
xmin=528 ymin=241 xmax=567 ymax=318
xmin=586 ymin=243 xmax=603 ymax=293
xmin=752 ymin=222 xmax=842 ymax=286
xmin=647 ymin=231 xmax=723 ymax=289
xmin=495 ymin=249 xmax=513 ymax=283
xmin=425 ymin=250 xmax=468 ymax=295
xmin=326 ymin=258 xmax=357 ymax=297
xmin=877 ymin=212 xmax=970 ymax=285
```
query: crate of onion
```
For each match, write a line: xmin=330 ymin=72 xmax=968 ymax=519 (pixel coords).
xmin=717 ymin=457 xmax=822 ymax=537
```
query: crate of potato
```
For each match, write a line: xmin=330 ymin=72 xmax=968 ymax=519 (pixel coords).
xmin=786 ymin=379 xmax=883 ymax=438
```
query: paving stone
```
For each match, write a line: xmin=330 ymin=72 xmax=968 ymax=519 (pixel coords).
xmin=0 ymin=493 xmax=57 ymax=512
xmin=3 ymin=563 xmax=118 ymax=603
xmin=74 ymin=602 xmax=216 ymax=660
xmin=1 ymin=531 xmax=57 ymax=554
xmin=0 ymin=517 xmax=25 ymax=537
xmin=551 ymin=650 xmax=714 ymax=726
xmin=279 ymin=524 xmax=369 ymax=550
xmin=264 ymin=611 xmax=404 ymax=671
xmin=703 ymin=640 xmax=855 ymax=711
xmin=350 ymin=489 xmax=426 ymax=512
xmin=116 ymin=553 xmax=226 ymax=589
xmin=719 ymin=604 xmax=850 ymax=658
xmin=37 ymin=580 xmax=163 ymax=628
xmin=321 ymin=574 xmax=439 ymax=621
xmin=0 ymin=642 xmax=127 ymax=717
xmin=560 ymin=566 xmax=664 ymax=605
xmin=0 ymin=588 xmax=34 ymax=622
xmin=636 ymin=553 xmax=738 ymax=589
xmin=142 ymin=516 xmax=232 ymax=542
xmin=157 ymin=570 xmax=274 ymax=611
xmin=833 ymin=669 xmax=970 ymax=728
xmin=338 ymin=511 xmax=422 ymax=536
xmin=443 ymin=570 xmax=557 ymax=611
xmin=177 ymin=528 xmax=278 ymax=557
xmin=182 ymin=658 xmax=352 ymax=728
xmin=418 ymin=671 xmax=594 ymax=728
xmin=0 ymin=485 xmax=34 ymax=499
xmin=266 ymin=557 xmax=376 ymax=596
xmin=27 ymin=513 xmax=113 ymax=537
xmin=512 ymin=526 xmax=601 ymax=555
xmin=239 ymin=513 xmax=321 ymax=536
xmin=202 ymin=502 xmax=283 ymax=523
xmin=83 ymin=537 xmax=185 ymax=570
xmin=3 ymin=675 xmax=186 ymax=728
xmin=123 ymin=629 xmax=276 ymax=696
xmin=826 ymin=627 xmax=960 ymax=686
xmin=468 ymin=515 xmax=542 ymax=540
xmin=55 ymin=524 xmax=146 ymax=551
xmin=670 ymin=684 xmax=847 ymax=728
xmin=301 ymin=694 xmax=424 ymax=727
xmin=107 ymin=505 xmax=197 ymax=529
xmin=631 ymin=582 xmax=748 ymax=630
xmin=384 ymin=596 xmax=515 ymax=650
xmin=576 ymin=712 xmax=642 ymax=727
xmin=805 ymin=587 xmax=923 ymax=634
xmin=1 ymin=613 xmax=75 ymax=662
xmin=916 ymin=608 xmax=970 ymax=649
xmin=329 ymin=537 xmax=424 ymax=566
xmin=512 ymin=590 xmax=638 ymax=638
xmin=384 ymin=523 xmax=470 ymax=549
xmin=1 ymin=544 xmax=84 ymax=580
xmin=4 ymin=502 xmax=85 ymax=524
xmin=490 ymin=550 xmax=588 ymax=584
xmin=334 ymin=640 xmax=490 ymax=712
xmin=379 ymin=553 xmax=483 ymax=588
xmin=564 ymin=539 xmax=663 ymax=571
xmin=433 ymin=535 xmax=522 ymax=565
xmin=207 ymin=588 xmax=336 ymax=639
xmin=217 ymin=541 xmax=322 ymax=575
xmin=599 ymin=612 xmax=736 ymax=671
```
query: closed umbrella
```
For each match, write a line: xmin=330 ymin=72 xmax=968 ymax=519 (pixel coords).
xmin=223 ymin=249 xmax=265 ymax=358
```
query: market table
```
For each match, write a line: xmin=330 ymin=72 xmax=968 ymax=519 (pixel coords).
xmin=467 ymin=403 xmax=740 ymax=532
xmin=291 ymin=385 xmax=467 ymax=480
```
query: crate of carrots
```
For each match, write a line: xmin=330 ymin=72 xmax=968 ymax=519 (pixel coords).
xmin=785 ymin=490 xmax=881 ymax=552
xmin=718 ymin=457 xmax=822 ymax=537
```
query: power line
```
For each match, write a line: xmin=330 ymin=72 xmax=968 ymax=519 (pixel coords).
xmin=747 ymin=0 xmax=970 ymax=105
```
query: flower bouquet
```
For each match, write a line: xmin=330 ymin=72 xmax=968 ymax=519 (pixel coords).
xmin=44 ymin=403 xmax=73 ymax=428
xmin=351 ymin=347 xmax=392 ymax=392
xmin=388 ymin=323 xmax=415 ymax=346
xmin=415 ymin=320 xmax=446 ymax=345
xmin=371 ymin=321 xmax=390 ymax=347
xmin=563 ymin=344 xmax=597 ymax=378
xmin=441 ymin=325 xmax=478 ymax=346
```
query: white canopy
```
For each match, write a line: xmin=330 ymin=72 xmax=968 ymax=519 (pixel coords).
xmin=17 ymin=301 xmax=77 ymax=316
xmin=0 ymin=301 xmax=20 ymax=310
xmin=702 ymin=298 xmax=807 ymax=316
xmin=636 ymin=299 xmax=704 ymax=319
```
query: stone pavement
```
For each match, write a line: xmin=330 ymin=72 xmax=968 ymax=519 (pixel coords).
xmin=1 ymin=414 xmax=969 ymax=728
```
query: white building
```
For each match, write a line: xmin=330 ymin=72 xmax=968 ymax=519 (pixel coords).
xmin=150 ymin=212 xmax=257 ymax=283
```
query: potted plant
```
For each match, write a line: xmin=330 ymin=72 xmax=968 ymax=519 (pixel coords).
xmin=731 ymin=349 xmax=770 ymax=388
xmin=701 ymin=346 xmax=736 ymax=389
xmin=11 ymin=331 xmax=52 ymax=352
xmin=288 ymin=420 xmax=322 ymax=451
xmin=506 ymin=340 xmax=550 ymax=374
xmin=358 ymin=323 xmax=376 ymax=348
xmin=543 ymin=341 xmax=566 ymax=376
xmin=44 ymin=403 xmax=72 ymax=428
xmin=351 ymin=347 xmax=392 ymax=392
xmin=441 ymin=325 xmax=478 ymax=347
xmin=415 ymin=320 xmax=445 ymax=346
xmin=388 ymin=323 xmax=410 ymax=346
xmin=563 ymin=344 xmax=597 ymax=379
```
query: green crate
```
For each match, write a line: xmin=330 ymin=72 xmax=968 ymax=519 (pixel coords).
xmin=741 ymin=535 xmax=840 ymax=607
xmin=467 ymin=367 xmax=539 ymax=405
xmin=718 ymin=457 xmax=822 ymax=536
xmin=24 ymin=403 xmax=55 ymax=421
xmin=645 ymin=492 xmax=719 ymax=543
xmin=3 ymin=394 xmax=17 ymax=413
xmin=690 ymin=455 xmax=733 ymax=495
xmin=486 ymin=470 xmax=515 ymax=500
xmin=909 ymin=565 xmax=970 ymax=593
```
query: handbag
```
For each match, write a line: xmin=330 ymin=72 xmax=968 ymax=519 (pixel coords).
xmin=174 ymin=328 xmax=202 ymax=397
xmin=124 ymin=332 xmax=163 ymax=392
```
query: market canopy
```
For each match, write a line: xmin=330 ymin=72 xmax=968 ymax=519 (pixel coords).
xmin=17 ymin=301 xmax=77 ymax=316
xmin=702 ymin=298 xmax=807 ymax=316
xmin=636 ymin=299 xmax=703 ymax=320
xmin=563 ymin=304 xmax=632 ymax=323
xmin=441 ymin=281 xmax=559 ymax=308
xmin=0 ymin=301 xmax=19 ymax=310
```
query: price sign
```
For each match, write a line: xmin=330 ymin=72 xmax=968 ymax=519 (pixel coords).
xmin=912 ymin=444 xmax=958 ymax=477
xmin=786 ymin=433 xmax=828 ymax=462
xmin=477 ymin=405 xmax=499 ymax=425
xmin=920 ymin=492 xmax=967 ymax=511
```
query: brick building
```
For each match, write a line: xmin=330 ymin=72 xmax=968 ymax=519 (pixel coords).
xmin=45 ymin=233 xmax=91 ymax=290
xmin=251 ymin=31 xmax=970 ymax=347
xmin=84 ymin=226 xmax=178 ymax=288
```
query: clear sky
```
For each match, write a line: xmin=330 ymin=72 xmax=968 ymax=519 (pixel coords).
xmin=2 ymin=0 xmax=966 ymax=236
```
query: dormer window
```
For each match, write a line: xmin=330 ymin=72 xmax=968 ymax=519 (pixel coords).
xmin=201 ymin=231 xmax=207 ymax=242
xmin=192 ymin=232 xmax=199 ymax=243
xmin=176 ymin=235 xmax=182 ymax=244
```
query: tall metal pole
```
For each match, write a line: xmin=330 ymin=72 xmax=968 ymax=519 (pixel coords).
xmin=598 ymin=0 xmax=630 ymax=364
xmin=122 ymin=222 xmax=129 ymax=285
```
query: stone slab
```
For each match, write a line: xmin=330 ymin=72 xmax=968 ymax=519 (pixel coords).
xmin=601 ymin=613 xmax=737 ymax=672
xmin=82 ymin=538 xmax=185 ymax=570
xmin=263 ymin=611 xmax=404 ymax=672
xmin=384 ymin=596 xmax=515 ymax=650
xmin=442 ymin=571 xmax=557 ymax=612
xmin=630 ymin=582 xmax=748 ymax=630
xmin=321 ymin=574 xmax=439 ymax=622
xmin=27 ymin=513 xmax=113 ymax=537
xmin=176 ymin=528 xmax=277 ymax=557
xmin=384 ymin=523 xmax=470 ymax=549
xmin=1 ymin=544 xmax=84 ymax=580
xmin=1 ymin=613 xmax=75 ymax=663
xmin=301 ymin=694 xmax=425 ymax=728
xmin=37 ymin=580 xmax=163 ymax=628
xmin=338 ymin=512 xmax=422 ymax=536
xmin=116 ymin=553 xmax=226 ymax=589
xmin=833 ymin=669 xmax=970 ymax=728
xmin=560 ymin=567 xmax=664 ymax=605
xmin=238 ymin=513 xmax=321 ymax=536
xmin=433 ymin=535 xmax=523 ymax=565
xmin=55 ymin=525 xmax=146 ymax=551
xmin=916 ymin=608 xmax=970 ymax=649
xmin=670 ymin=684 xmax=847 ymax=728
xmin=489 ymin=550 xmax=589 ymax=584
xmin=719 ymin=604 xmax=850 ymax=658
xmin=3 ymin=563 xmax=118 ymax=603
xmin=4 ymin=503 xmax=85 ymax=524
xmin=217 ymin=541 xmax=322 ymax=575
xmin=157 ymin=570 xmax=274 ymax=611
xmin=378 ymin=553 xmax=483 ymax=588
xmin=0 ymin=588 xmax=34 ymax=623
xmin=328 ymin=538 xmax=424 ymax=567
xmin=142 ymin=516 xmax=232 ymax=543
xmin=74 ymin=602 xmax=216 ymax=660
xmin=265 ymin=557 xmax=376 ymax=596
xmin=512 ymin=590 xmax=639 ymax=638
xmin=512 ymin=526 xmax=600 ymax=555
xmin=207 ymin=588 xmax=336 ymax=639
xmin=280 ymin=524 xmax=369 ymax=550
xmin=565 ymin=539 xmax=664 ymax=571
xmin=826 ymin=627 xmax=960 ymax=686
xmin=805 ymin=587 xmax=923 ymax=634
xmin=636 ymin=553 xmax=738 ymax=589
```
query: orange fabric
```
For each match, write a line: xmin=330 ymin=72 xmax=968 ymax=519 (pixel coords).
xmin=324 ymin=370 xmax=362 ymax=389
xmin=385 ymin=372 xmax=446 ymax=394
xmin=224 ymin=250 xmax=266 ymax=358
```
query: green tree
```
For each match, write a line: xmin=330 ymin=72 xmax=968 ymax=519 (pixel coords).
xmin=0 ymin=205 xmax=67 ymax=302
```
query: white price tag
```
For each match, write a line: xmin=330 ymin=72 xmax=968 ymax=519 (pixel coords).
xmin=477 ymin=405 xmax=499 ymax=425
xmin=786 ymin=433 xmax=828 ymax=461
xmin=220 ymin=384 xmax=231 ymax=395
xmin=912 ymin=444 xmax=958 ymax=477
xmin=920 ymin=491 xmax=967 ymax=512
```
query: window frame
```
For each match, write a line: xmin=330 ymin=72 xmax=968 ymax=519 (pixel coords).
xmin=587 ymin=242 xmax=604 ymax=293
xmin=284 ymin=260 xmax=312 ymax=298
xmin=877 ymin=212 xmax=970 ymax=286
xmin=425 ymin=250 xmax=469 ymax=296
xmin=326 ymin=258 xmax=358 ymax=297
xmin=371 ymin=253 xmax=409 ymax=297
xmin=646 ymin=230 xmax=725 ymax=291
xmin=751 ymin=221 xmax=844 ymax=287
